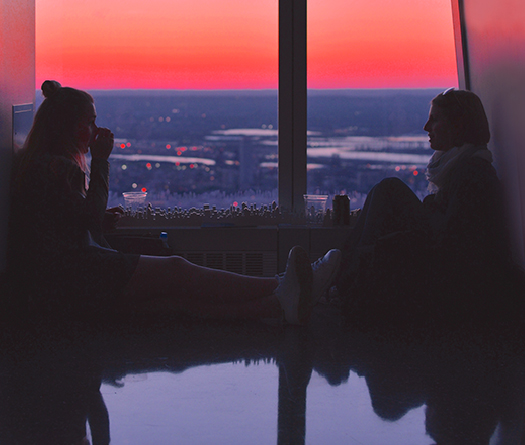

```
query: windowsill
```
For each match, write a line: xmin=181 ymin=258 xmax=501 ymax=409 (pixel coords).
xmin=116 ymin=207 xmax=360 ymax=229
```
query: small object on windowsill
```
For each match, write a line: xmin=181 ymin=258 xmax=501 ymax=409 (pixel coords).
xmin=332 ymin=194 xmax=350 ymax=226
xmin=303 ymin=195 xmax=328 ymax=226
xmin=159 ymin=231 xmax=169 ymax=248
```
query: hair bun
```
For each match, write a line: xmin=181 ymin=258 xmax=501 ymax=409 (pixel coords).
xmin=41 ymin=80 xmax=62 ymax=99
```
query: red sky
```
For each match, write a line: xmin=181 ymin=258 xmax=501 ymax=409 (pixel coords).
xmin=36 ymin=0 xmax=458 ymax=90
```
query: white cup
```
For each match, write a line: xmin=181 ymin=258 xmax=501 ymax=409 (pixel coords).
xmin=303 ymin=195 xmax=328 ymax=225
xmin=123 ymin=191 xmax=147 ymax=213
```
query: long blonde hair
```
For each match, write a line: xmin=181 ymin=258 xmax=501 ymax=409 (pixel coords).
xmin=22 ymin=80 xmax=95 ymax=172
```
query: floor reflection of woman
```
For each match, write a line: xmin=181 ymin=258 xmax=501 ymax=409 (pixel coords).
xmin=8 ymin=81 xmax=341 ymax=325
xmin=336 ymin=89 xmax=520 ymax=325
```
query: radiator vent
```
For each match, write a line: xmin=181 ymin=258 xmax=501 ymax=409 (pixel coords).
xmin=180 ymin=251 xmax=277 ymax=277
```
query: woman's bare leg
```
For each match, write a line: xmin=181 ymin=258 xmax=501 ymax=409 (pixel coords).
xmin=120 ymin=255 xmax=281 ymax=319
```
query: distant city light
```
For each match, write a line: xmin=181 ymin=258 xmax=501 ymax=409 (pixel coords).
xmin=146 ymin=163 xmax=152 ymax=170
xmin=155 ymin=163 xmax=160 ymax=168
xmin=166 ymin=144 xmax=171 ymax=149
xmin=413 ymin=170 xmax=419 ymax=176
xmin=126 ymin=142 xmax=131 ymax=147
xmin=166 ymin=116 xmax=171 ymax=122
xmin=233 ymin=201 xmax=238 ymax=207
xmin=120 ymin=143 xmax=125 ymax=149
xmin=121 ymin=164 xmax=127 ymax=170
xmin=132 ymin=183 xmax=137 ymax=189
xmin=141 ymin=187 xmax=147 ymax=192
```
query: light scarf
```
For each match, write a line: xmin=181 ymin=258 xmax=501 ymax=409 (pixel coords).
xmin=425 ymin=143 xmax=493 ymax=193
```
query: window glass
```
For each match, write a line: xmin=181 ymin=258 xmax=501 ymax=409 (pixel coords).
xmin=36 ymin=0 xmax=278 ymax=211
xmin=307 ymin=0 xmax=458 ymax=209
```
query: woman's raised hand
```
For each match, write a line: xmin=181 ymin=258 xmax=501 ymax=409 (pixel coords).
xmin=90 ymin=127 xmax=114 ymax=160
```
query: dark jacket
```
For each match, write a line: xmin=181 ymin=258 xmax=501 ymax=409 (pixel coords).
xmin=343 ymin=157 xmax=522 ymax=330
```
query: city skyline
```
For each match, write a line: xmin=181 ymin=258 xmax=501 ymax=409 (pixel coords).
xmin=36 ymin=0 xmax=458 ymax=90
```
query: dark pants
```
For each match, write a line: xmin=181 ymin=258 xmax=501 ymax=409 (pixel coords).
xmin=336 ymin=177 xmax=431 ymax=294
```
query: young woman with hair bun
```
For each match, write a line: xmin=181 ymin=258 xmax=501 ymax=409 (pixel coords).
xmin=8 ymin=80 xmax=341 ymax=324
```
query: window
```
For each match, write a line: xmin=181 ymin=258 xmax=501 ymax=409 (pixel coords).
xmin=306 ymin=0 xmax=457 ymax=208
xmin=36 ymin=0 xmax=457 ymax=217
xmin=37 ymin=0 xmax=279 ymax=211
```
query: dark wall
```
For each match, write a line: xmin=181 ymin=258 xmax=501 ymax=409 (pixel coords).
xmin=0 ymin=0 xmax=35 ymax=271
xmin=459 ymin=0 xmax=525 ymax=264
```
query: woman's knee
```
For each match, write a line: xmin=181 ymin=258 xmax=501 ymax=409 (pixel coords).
xmin=124 ymin=255 xmax=193 ymax=301
xmin=377 ymin=177 xmax=418 ymax=200
xmin=378 ymin=177 xmax=407 ymax=191
xmin=166 ymin=255 xmax=191 ymax=267
xmin=132 ymin=254 xmax=192 ymax=279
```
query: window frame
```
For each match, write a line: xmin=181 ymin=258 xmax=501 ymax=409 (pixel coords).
xmin=278 ymin=0 xmax=307 ymax=213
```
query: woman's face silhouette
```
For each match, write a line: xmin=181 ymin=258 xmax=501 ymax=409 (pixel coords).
xmin=75 ymin=103 xmax=98 ymax=154
xmin=424 ymin=105 xmax=458 ymax=152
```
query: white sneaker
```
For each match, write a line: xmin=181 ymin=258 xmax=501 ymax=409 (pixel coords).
xmin=274 ymin=246 xmax=313 ymax=325
xmin=312 ymin=249 xmax=342 ymax=304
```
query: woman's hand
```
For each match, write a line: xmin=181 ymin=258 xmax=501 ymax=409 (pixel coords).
xmin=90 ymin=127 xmax=114 ymax=160
xmin=103 ymin=206 xmax=124 ymax=231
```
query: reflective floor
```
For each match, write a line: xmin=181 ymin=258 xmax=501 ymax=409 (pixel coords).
xmin=1 ymin=305 xmax=524 ymax=444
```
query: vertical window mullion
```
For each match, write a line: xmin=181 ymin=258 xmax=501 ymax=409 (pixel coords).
xmin=279 ymin=0 xmax=307 ymax=213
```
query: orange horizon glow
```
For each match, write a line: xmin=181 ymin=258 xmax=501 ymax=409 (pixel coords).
xmin=36 ymin=0 xmax=458 ymax=90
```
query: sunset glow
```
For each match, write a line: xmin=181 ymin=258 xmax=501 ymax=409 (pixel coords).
xmin=36 ymin=0 xmax=457 ymax=90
